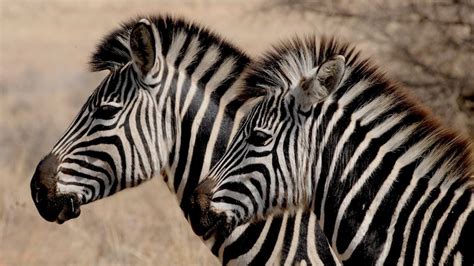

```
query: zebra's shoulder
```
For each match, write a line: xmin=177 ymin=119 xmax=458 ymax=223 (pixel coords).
xmin=89 ymin=15 xmax=250 ymax=72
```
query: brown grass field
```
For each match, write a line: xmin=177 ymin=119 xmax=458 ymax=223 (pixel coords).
xmin=1 ymin=0 xmax=471 ymax=265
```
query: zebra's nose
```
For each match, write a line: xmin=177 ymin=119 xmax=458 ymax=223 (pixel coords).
xmin=189 ymin=179 xmax=229 ymax=240
xmin=31 ymin=153 xmax=61 ymax=221
xmin=189 ymin=184 xmax=213 ymax=237
xmin=31 ymin=154 xmax=59 ymax=200
xmin=30 ymin=154 xmax=81 ymax=223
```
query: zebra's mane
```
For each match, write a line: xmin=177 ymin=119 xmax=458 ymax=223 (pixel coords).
xmin=90 ymin=15 xmax=249 ymax=72
xmin=246 ymin=36 xmax=473 ymax=183
xmin=89 ymin=15 xmax=263 ymax=101
xmin=245 ymin=36 xmax=372 ymax=91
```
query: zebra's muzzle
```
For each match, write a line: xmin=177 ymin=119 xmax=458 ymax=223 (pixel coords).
xmin=30 ymin=153 xmax=82 ymax=223
xmin=189 ymin=179 xmax=231 ymax=240
xmin=32 ymin=188 xmax=82 ymax=224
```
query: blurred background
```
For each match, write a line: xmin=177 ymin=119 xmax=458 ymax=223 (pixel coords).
xmin=1 ymin=0 xmax=472 ymax=265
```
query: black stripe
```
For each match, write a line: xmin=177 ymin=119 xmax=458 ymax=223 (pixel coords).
xmin=313 ymin=101 xmax=338 ymax=218
xmin=250 ymin=216 xmax=283 ymax=264
xmin=60 ymin=168 xmax=106 ymax=198
xmin=314 ymin=219 xmax=337 ymax=266
xmin=403 ymin=187 xmax=441 ymax=265
xmin=432 ymin=186 xmax=471 ymax=265
xmin=63 ymin=157 xmax=113 ymax=185
xmin=280 ymin=214 xmax=296 ymax=263
xmin=293 ymin=212 xmax=309 ymax=262
xmin=222 ymin=222 xmax=266 ymax=265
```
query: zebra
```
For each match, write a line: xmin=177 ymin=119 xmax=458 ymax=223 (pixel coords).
xmin=29 ymin=16 xmax=340 ymax=265
xmin=190 ymin=36 xmax=474 ymax=265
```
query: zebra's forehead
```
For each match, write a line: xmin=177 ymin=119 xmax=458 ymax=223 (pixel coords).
xmin=91 ymin=64 xmax=137 ymax=106
xmin=245 ymin=93 xmax=287 ymax=128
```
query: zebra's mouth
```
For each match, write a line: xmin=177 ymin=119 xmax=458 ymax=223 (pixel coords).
xmin=190 ymin=208 xmax=232 ymax=241
xmin=201 ymin=219 xmax=221 ymax=240
xmin=31 ymin=176 xmax=82 ymax=223
xmin=55 ymin=195 xmax=82 ymax=224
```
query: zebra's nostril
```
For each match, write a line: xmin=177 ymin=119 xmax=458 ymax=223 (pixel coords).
xmin=34 ymin=191 xmax=40 ymax=204
xmin=33 ymin=184 xmax=41 ymax=203
xmin=30 ymin=153 xmax=64 ymax=222
xmin=32 ymin=183 xmax=47 ymax=204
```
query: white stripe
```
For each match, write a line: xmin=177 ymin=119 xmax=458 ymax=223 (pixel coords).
xmin=138 ymin=94 xmax=153 ymax=176
xmin=229 ymin=215 xmax=274 ymax=265
xmin=339 ymin=114 xmax=406 ymax=183
xmin=308 ymin=98 xmax=334 ymax=208
xmin=439 ymin=191 xmax=473 ymax=265
xmin=166 ymin=31 xmax=187 ymax=65
xmin=217 ymin=222 xmax=250 ymax=260
xmin=284 ymin=209 xmax=303 ymax=265
xmin=397 ymin=161 xmax=450 ymax=266
xmin=316 ymin=80 xmax=371 ymax=225
xmin=413 ymin=178 xmax=457 ymax=265
xmin=426 ymin=186 xmax=466 ymax=266
xmin=180 ymin=46 xmax=220 ymax=117
xmin=341 ymin=137 xmax=431 ymax=259
xmin=201 ymin=58 xmax=238 ymax=178
xmin=307 ymin=213 xmax=325 ymax=265
xmin=376 ymin=143 xmax=446 ymax=265
xmin=333 ymin=124 xmax=417 ymax=258
xmin=267 ymin=213 xmax=289 ymax=265
xmin=176 ymin=46 xmax=222 ymax=201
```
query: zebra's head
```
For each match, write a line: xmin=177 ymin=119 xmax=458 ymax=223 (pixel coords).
xmin=190 ymin=37 xmax=350 ymax=238
xmin=30 ymin=18 xmax=171 ymax=223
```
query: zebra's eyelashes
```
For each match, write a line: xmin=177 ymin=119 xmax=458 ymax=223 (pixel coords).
xmin=247 ymin=129 xmax=272 ymax=147
xmin=93 ymin=105 xmax=122 ymax=120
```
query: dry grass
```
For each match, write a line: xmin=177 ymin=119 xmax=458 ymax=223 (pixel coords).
xmin=1 ymin=0 xmax=471 ymax=265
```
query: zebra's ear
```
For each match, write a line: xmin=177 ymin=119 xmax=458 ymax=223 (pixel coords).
xmin=130 ymin=19 xmax=160 ymax=84
xmin=294 ymin=55 xmax=346 ymax=110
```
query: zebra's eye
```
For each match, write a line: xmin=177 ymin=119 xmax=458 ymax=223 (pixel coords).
xmin=94 ymin=105 xmax=121 ymax=119
xmin=247 ymin=130 xmax=272 ymax=146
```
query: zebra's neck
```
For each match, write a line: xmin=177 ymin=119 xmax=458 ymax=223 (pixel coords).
xmin=301 ymin=76 xmax=473 ymax=261
xmin=144 ymin=38 xmax=252 ymax=217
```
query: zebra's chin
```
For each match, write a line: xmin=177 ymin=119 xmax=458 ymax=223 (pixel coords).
xmin=31 ymin=188 xmax=82 ymax=224
xmin=55 ymin=194 xmax=81 ymax=224
xmin=189 ymin=210 xmax=233 ymax=241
